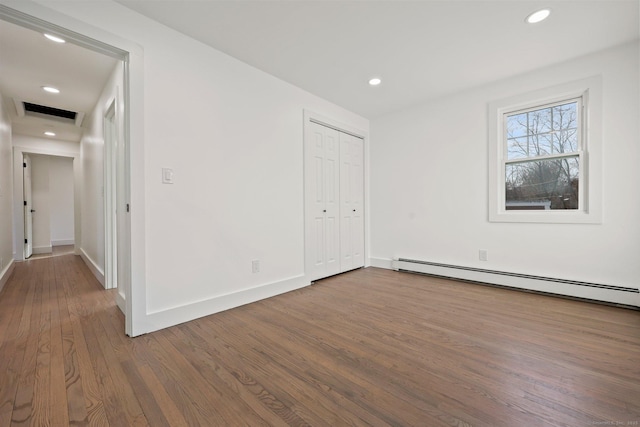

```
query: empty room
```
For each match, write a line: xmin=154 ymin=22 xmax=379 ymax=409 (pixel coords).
xmin=0 ymin=0 xmax=638 ymax=426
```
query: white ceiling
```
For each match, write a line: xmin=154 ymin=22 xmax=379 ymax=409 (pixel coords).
xmin=115 ymin=0 xmax=639 ymax=118
xmin=0 ymin=19 xmax=118 ymax=142
xmin=1 ymin=0 xmax=636 ymax=140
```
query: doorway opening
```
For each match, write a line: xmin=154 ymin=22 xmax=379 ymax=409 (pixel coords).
xmin=0 ymin=4 xmax=133 ymax=335
xmin=22 ymin=153 xmax=75 ymax=260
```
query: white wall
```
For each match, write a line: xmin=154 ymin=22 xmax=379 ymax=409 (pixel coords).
xmin=49 ymin=156 xmax=74 ymax=245
xmin=12 ymin=136 xmax=79 ymax=156
xmin=6 ymin=0 xmax=369 ymax=334
xmin=370 ymin=42 xmax=640 ymax=306
xmin=0 ymin=95 xmax=14 ymax=290
xmin=79 ymin=62 xmax=124 ymax=280
xmin=28 ymin=154 xmax=75 ymax=253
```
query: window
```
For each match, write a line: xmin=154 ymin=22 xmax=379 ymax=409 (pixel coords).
xmin=488 ymin=77 xmax=602 ymax=224
xmin=505 ymin=99 xmax=582 ymax=211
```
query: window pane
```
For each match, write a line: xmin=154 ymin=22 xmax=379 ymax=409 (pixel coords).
xmin=529 ymin=133 xmax=552 ymax=157
xmin=553 ymin=129 xmax=578 ymax=153
xmin=507 ymin=100 xmax=579 ymax=160
xmin=528 ymin=107 xmax=551 ymax=135
xmin=506 ymin=113 xmax=528 ymax=139
xmin=553 ymin=102 xmax=577 ymax=131
xmin=505 ymin=156 xmax=579 ymax=210
xmin=507 ymin=137 xmax=529 ymax=159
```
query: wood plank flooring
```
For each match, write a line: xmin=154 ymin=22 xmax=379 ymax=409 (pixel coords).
xmin=28 ymin=245 xmax=75 ymax=261
xmin=0 ymin=254 xmax=638 ymax=426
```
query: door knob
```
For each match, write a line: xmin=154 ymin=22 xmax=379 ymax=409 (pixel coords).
xmin=30 ymin=209 xmax=36 ymax=213
xmin=323 ymin=209 xmax=326 ymax=212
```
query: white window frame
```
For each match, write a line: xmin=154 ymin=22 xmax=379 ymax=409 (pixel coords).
xmin=488 ymin=76 xmax=602 ymax=224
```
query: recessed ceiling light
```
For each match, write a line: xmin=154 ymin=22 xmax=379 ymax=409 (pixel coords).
xmin=369 ymin=77 xmax=382 ymax=86
xmin=44 ymin=33 xmax=66 ymax=43
xmin=42 ymin=86 xmax=60 ymax=94
xmin=526 ymin=9 xmax=551 ymax=24
xmin=44 ymin=131 xmax=56 ymax=136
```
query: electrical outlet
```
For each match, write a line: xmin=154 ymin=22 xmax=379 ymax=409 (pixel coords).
xmin=252 ymin=260 xmax=260 ymax=274
xmin=479 ymin=250 xmax=488 ymax=262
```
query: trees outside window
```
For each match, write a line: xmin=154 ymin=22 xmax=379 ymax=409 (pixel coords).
xmin=504 ymin=100 xmax=581 ymax=210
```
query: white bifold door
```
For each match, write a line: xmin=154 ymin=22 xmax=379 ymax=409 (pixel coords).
xmin=339 ymin=132 xmax=365 ymax=271
xmin=305 ymin=120 xmax=364 ymax=281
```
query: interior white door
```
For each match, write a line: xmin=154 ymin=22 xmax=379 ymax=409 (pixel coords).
xmin=104 ymin=102 xmax=118 ymax=290
xmin=305 ymin=121 xmax=341 ymax=281
xmin=339 ymin=132 xmax=365 ymax=271
xmin=115 ymin=102 xmax=130 ymax=307
xmin=23 ymin=154 xmax=33 ymax=259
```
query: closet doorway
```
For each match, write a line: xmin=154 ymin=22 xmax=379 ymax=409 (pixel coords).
xmin=304 ymin=114 xmax=365 ymax=281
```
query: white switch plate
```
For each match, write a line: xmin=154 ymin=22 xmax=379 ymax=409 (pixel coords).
xmin=252 ymin=260 xmax=260 ymax=274
xmin=162 ymin=168 xmax=174 ymax=184
xmin=479 ymin=249 xmax=488 ymax=261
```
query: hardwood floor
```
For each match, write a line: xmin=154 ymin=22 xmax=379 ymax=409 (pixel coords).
xmin=28 ymin=245 xmax=75 ymax=260
xmin=0 ymin=255 xmax=638 ymax=426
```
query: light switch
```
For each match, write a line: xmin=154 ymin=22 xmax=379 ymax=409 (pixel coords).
xmin=162 ymin=168 xmax=174 ymax=184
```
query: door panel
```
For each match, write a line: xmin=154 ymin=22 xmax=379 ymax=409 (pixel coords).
xmin=314 ymin=218 xmax=324 ymax=265
xmin=314 ymin=157 xmax=323 ymax=201
xmin=351 ymin=137 xmax=365 ymax=267
xmin=341 ymin=215 xmax=352 ymax=266
xmin=305 ymin=121 xmax=341 ymax=280
xmin=326 ymin=216 xmax=338 ymax=264
xmin=339 ymin=132 xmax=365 ymax=271
xmin=23 ymin=154 xmax=33 ymax=259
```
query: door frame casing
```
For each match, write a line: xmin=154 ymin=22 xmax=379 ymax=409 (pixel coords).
xmin=1 ymin=2 xmax=144 ymax=337
xmin=13 ymin=147 xmax=81 ymax=263
xmin=302 ymin=109 xmax=370 ymax=282
xmin=104 ymin=98 xmax=117 ymax=291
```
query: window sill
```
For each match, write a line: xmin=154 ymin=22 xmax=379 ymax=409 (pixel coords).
xmin=489 ymin=209 xmax=601 ymax=224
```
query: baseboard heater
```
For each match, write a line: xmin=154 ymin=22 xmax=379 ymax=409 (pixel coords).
xmin=392 ymin=258 xmax=639 ymax=308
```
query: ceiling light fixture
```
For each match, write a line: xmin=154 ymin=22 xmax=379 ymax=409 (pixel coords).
xmin=42 ymin=86 xmax=60 ymax=94
xmin=369 ymin=77 xmax=382 ymax=86
xmin=526 ymin=9 xmax=551 ymax=24
xmin=44 ymin=131 xmax=56 ymax=136
xmin=44 ymin=33 xmax=66 ymax=43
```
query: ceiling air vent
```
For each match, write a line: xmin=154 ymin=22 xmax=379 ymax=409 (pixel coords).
xmin=24 ymin=102 xmax=76 ymax=121
xmin=14 ymin=99 xmax=85 ymax=127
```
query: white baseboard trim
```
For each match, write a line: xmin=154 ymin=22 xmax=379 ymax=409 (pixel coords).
xmin=0 ymin=259 xmax=15 ymax=293
xmin=33 ymin=245 xmax=53 ymax=255
xmin=142 ymin=274 xmax=310 ymax=334
xmin=369 ymin=257 xmax=394 ymax=269
xmin=387 ymin=257 xmax=639 ymax=308
xmin=115 ymin=291 xmax=126 ymax=314
xmin=79 ymin=248 xmax=105 ymax=287
xmin=52 ymin=239 xmax=75 ymax=246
